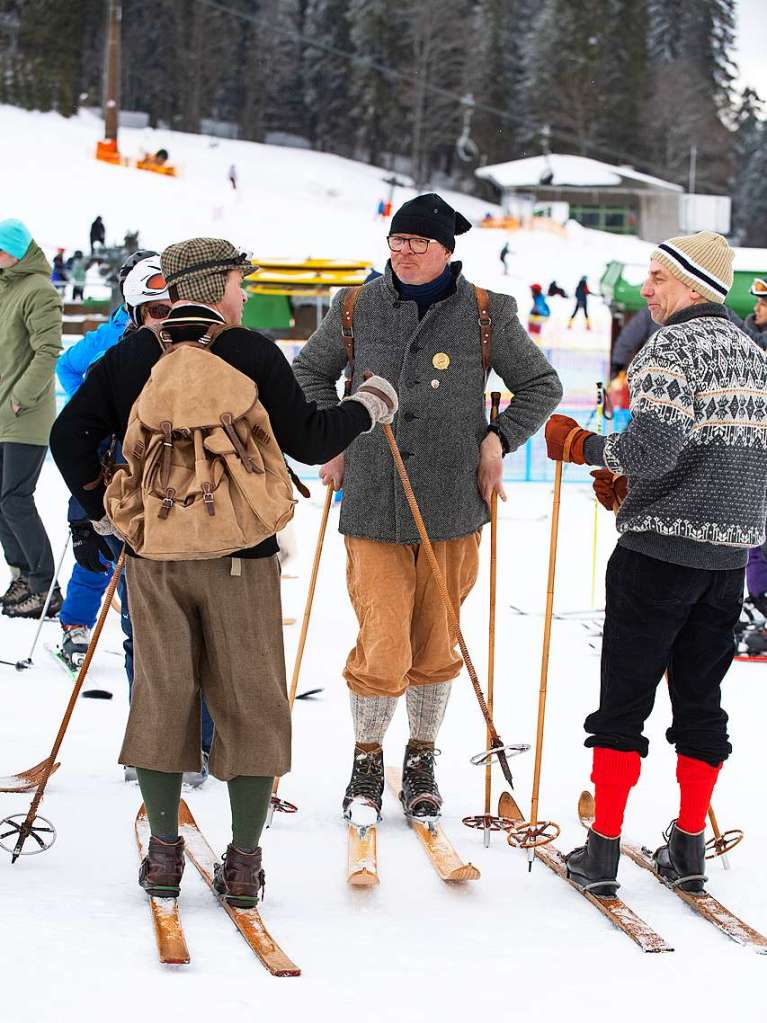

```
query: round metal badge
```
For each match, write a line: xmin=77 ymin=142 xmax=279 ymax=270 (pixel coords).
xmin=432 ymin=353 xmax=450 ymax=370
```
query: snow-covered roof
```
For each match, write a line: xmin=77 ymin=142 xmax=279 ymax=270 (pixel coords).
xmin=477 ymin=154 xmax=683 ymax=193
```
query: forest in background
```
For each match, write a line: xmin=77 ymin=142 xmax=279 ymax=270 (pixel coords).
xmin=1 ymin=0 xmax=766 ymax=244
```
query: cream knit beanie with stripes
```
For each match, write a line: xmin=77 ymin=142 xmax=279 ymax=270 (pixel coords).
xmin=650 ymin=231 xmax=734 ymax=304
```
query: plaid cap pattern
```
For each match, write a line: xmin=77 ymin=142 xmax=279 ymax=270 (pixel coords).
xmin=161 ymin=238 xmax=257 ymax=304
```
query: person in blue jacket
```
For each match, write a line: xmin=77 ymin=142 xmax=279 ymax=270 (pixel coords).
xmin=56 ymin=251 xmax=215 ymax=786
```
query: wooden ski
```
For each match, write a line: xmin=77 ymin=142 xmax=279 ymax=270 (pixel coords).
xmin=499 ymin=791 xmax=672 ymax=953
xmin=347 ymin=823 xmax=379 ymax=886
xmin=178 ymin=800 xmax=300 ymax=976
xmin=577 ymin=791 xmax=767 ymax=955
xmin=134 ymin=805 xmax=190 ymax=965
xmin=0 ymin=758 xmax=60 ymax=794
xmin=386 ymin=768 xmax=480 ymax=883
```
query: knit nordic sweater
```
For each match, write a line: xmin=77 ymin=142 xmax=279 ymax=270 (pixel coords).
xmin=584 ymin=303 xmax=767 ymax=570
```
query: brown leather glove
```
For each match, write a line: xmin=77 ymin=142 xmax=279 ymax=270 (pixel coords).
xmin=591 ymin=468 xmax=628 ymax=512
xmin=544 ymin=414 xmax=595 ymax=464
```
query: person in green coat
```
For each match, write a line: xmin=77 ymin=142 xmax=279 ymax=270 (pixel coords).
xmin=0 ymin=219 xmax=63 ymax=618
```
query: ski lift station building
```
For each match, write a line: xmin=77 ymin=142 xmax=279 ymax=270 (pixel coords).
xmin=476 ymin=154 xmax=730 ymax=243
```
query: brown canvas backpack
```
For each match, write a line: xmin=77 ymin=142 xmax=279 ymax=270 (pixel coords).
xmin=104 ymin=322 xmax=296 ymax=560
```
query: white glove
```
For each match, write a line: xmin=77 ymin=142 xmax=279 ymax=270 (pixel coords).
xmin=344 ymin=375 xmax=398 ymax=432
xmin=91 ymin=514 xmax=116 ymax=537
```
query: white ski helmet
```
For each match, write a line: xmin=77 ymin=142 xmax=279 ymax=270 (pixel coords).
xmin=122 ymin=255 xmax=170 ymax=325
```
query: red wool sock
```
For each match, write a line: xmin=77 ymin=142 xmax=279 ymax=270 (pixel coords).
xmin=591 ymin=747 xmax=642 ymax=838
xmin=676 ymin=754 xmax=722 ymax=833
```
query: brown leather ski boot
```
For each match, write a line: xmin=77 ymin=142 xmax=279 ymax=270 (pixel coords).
xmin=213 ymin=844 xmax=265 ymax=909
xmin=138 ymin=835 xmax=185 ymax=898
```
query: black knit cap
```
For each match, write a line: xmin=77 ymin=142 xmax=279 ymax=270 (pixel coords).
xmin=389 ymin=193 xmax=472 ymax=252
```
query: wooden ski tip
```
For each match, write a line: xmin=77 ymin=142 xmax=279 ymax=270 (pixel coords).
xmin=446 ymin=862 xmax=481 ymax=882
xmin=149 ymin=896 xmax=191 ymax=965
xmin=348 ymin=868 xmax=379 ymax=887
xmin=578 ymin=790 xmax=595 ymax=823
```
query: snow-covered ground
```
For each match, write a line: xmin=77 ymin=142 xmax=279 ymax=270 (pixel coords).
xmin=1 ymin=106 xmax=764 ymax=1022
xmin=2 ymin=468 xmax=766 ymax=1023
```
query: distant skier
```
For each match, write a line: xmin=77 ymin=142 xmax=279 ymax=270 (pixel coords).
xmin=499 ymin=241 xmax=510 ymax=275
xmin=568 ymin=275 xmax=591 ymax=329
xmin=527 ymin=283 xmax=550 ymax=337
xmin=50 ymin=251 xmax=68 ymax=296
xmin=69 ymin=250 xmax=87 ymax=302
xmin=89 ymin=215 xmax=105 ymax=255
xmin=547 ymin=280 xmax=567 ymax=299
xmin=375 ymin=198 xmax=386 ymax=220
xmin=228 ymin=163 xmax=238 ymax=191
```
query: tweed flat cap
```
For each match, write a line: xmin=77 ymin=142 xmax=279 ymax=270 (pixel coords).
xmin=161 ymin=238 xmax=257 ymax=304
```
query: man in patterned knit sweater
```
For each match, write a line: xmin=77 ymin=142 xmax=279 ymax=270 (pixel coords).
xmin=545 ymin=231 xmax=767 ymax=897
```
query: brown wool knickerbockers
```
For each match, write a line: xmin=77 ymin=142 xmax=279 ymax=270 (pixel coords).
xmin=120 ymin=554 xmax=291 ymax=781
xmin=343 ymin=532 xmax=481 ymax=699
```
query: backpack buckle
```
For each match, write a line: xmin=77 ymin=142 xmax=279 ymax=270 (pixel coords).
xmin=159 ymin=488 xmax=176 ymax=520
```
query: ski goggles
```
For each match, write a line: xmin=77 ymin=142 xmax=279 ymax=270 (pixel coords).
xmin=142 ymin=301 xmax=173 ymax=320
xmin=750 ymin=278 xmax=767 ymax=297
xmin=145 ymin=272 xmax=167 ymax=290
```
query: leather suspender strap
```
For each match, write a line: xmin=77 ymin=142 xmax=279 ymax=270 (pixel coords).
xmin=341 ymin=286 xmax=361 ymax=396
xmin=474 ymin=285 xmax=492 ymax=372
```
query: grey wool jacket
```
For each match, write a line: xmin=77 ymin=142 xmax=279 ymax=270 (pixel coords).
xmin=292 ymin=262 xmax=563 ymax=544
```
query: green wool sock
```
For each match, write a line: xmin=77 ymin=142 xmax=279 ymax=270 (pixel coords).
xmin=227 ymin=775 xmax=274 ymax=851
xmin=136 ymin=768 xmax=183 ymax=840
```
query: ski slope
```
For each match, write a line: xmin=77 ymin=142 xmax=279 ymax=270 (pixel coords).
xmin=0 ymin=105 xmax=764 ymax=1022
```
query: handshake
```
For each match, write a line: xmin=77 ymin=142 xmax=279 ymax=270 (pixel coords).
xmin=544 ymin=413 xmax=627 ymax=512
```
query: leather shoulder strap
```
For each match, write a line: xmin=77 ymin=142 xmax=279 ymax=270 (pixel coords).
xmin=341 ymin=287 xmax=361 ymax=369
xmin=474 ymin=286 xmax=492 ymax=372
xmin=150 ymin=319 xmax=232 ymax=355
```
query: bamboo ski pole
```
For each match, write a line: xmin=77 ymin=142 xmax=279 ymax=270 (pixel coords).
xmin=590 ymin=382 xmax=604 ymax=609
xmin=379 ymin=417 xmax=524 ymax=790
xmin=3 ymin=549 xmax=126 ymax=861
xmin=525 ymin=459 xmax=564 ymax=868
xmin=269 ymin=483 xmax=334 ymax=820
xmin=707 ymin=804 xmax=731 ymax=871
xmin=483 ymin=392 xmax=502 ymax=847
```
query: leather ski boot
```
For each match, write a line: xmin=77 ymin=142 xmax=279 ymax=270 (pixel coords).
xmin=138 ymin=835 xmax=185 ymax=898
xmin=565 ymin=829 xmax=620 ymax=898
xmin=653 ymin=820 xmax=707 ymax=894
xmin=400 ymin=740 xmax=443 ymax=822
xmin=342 ymin=745 xmax=385 ymax=827
xmin=213 ymin=844 xmax=265 ymax=908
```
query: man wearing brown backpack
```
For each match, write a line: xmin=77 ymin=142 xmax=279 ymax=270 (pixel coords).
xmin=50 ymin=238 xmax=397 ymax=908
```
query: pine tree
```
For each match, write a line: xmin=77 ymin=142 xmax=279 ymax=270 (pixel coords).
xmin=732 ymin=88 xmax=766 ymax=245
xmin=303 ymin=0 xmax=355 ymax=156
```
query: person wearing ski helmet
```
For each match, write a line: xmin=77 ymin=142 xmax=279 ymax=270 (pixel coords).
xmin=293 ymin=193 xmax=562 ymax=828
xmin=121 ymin=253 xmax=171 ymax=328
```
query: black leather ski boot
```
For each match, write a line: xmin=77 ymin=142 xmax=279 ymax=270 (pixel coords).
xmin=565 ymin=829 xmax=620 ymax=898
xmin=653 ymin=821 xmax=707 ymax=894
xmin=400 ymin=741 xmax=443 ymax=821
xmin=213 ymin=844 xmax=265 ymax=908
xmin=138 ymin=835 xmax=185 ymax=898
xmin=342 ymin=745 xmax=385 ymax=826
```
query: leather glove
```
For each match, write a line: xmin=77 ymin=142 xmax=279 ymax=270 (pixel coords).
xmin=70 ymin=519 xmax=114 ymax=574
xmin=544 ymin=414 xmax=595 ymax=464
xmin=345 ymin=374 xmax=398 ymax=431
xmin=591 ymin=469 xmax=628 ymax=512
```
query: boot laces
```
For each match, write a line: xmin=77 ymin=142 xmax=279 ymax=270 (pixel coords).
xmin=347 ymin=750 xmax=384 ymax=803
xmin=404 ymin=747 xmax=441 ymax=800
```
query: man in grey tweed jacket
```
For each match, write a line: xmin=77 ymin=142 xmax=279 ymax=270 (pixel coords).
xmin=545 ymin=231 xmax=767 ymax=900
xmin=293 ymin=193 xmax=562 ymax=825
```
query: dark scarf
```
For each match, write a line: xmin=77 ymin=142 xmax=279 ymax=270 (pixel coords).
xmin=394 ymin=265 xmax=456 ymax=319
